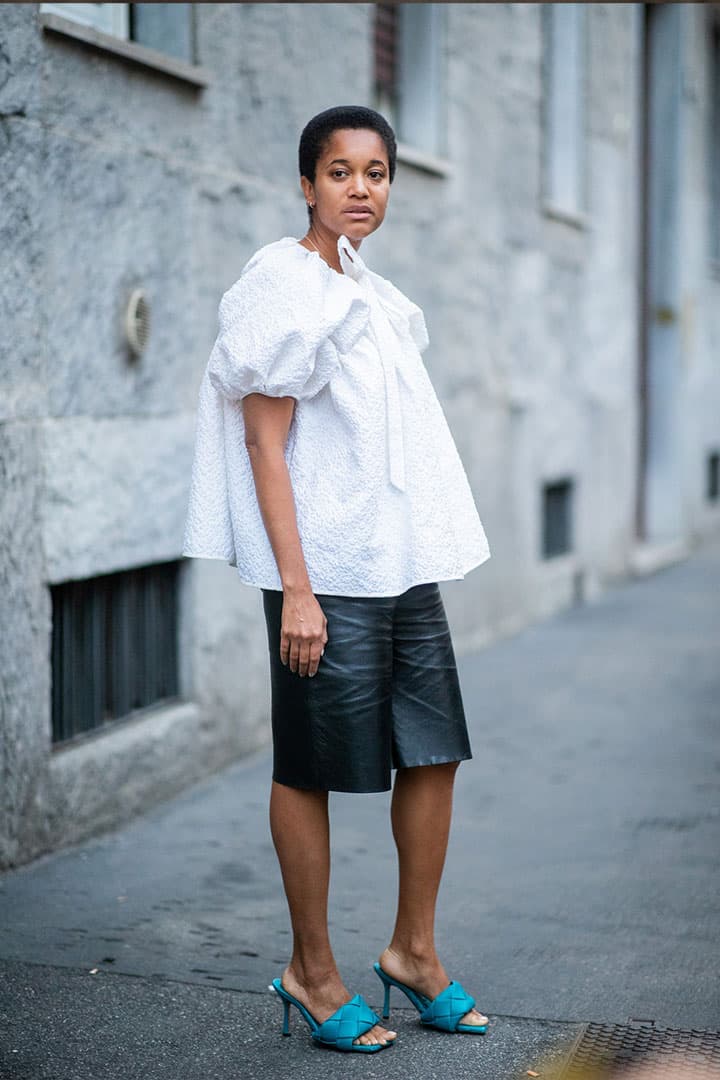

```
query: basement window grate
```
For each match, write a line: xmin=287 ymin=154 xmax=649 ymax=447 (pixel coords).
xmin=542 ymin=477 xmax=574 ymax=559
xmin=51 ymin=561 xmax=180 ymax=745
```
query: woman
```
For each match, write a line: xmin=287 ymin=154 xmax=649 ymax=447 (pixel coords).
xmin=182 ymin=105 xmax=491 ymax=1053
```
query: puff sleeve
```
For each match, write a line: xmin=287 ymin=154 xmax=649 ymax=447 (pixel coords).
xmin=206 ymin=251 xmax=370 ymax=403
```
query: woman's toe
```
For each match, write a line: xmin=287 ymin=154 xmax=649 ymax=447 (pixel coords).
xmin=462 ymin=1008 xmax=488 ymax=1025
xmin=353 ymin=1023 xmax=395 ymax=1046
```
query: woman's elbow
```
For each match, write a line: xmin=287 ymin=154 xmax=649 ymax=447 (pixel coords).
xmin=242 ymin=394 xmax=296 ymax=454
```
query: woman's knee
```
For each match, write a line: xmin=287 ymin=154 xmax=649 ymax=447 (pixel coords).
xmin=395 ymin=760 xmax=461 ymax=786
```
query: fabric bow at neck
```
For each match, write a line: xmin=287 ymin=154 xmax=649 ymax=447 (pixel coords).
xmin=338 ymin=236 xmax=407 ymax=493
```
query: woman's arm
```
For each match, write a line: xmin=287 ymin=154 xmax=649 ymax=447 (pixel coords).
xmin=242 ymin=392 xmax=328 ymax=678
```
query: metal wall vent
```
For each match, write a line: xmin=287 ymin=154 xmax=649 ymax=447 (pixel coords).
xmin=125 ymin=288 xmax=151 ymax=358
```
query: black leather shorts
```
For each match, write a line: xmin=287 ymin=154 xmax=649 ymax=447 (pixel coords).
xmin=261 ymin=581 xmax=472 ymax=793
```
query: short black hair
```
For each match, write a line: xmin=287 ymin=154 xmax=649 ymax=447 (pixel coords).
xmin=298 ymin=105 xmax=397 ymax=223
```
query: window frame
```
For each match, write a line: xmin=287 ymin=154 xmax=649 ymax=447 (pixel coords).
xmin=373 ymin=1 xmax=451 ymax=176
xmin=38 ymin=4 xmax=209 ymax=88
xmin=39 ymin=3 xmax=129 ymax=38
xmin=396 ymin=2 xmax=447 ymax=161
xmin=708 ymin=11 xmax=720 ymax=271
xmin=540 ymin=2 xmax=589 ymax=228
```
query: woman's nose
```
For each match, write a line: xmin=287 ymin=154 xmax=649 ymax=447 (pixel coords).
xmin=349 ymin=174 xmax=369 ymax=197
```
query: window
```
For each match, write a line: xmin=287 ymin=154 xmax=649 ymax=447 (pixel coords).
xmin=710 ymin=19 xmax=720 ymax=264
xmin=542 ymin=3 xmax=587 ymax=220
xmin=542 ymin=478 xmax=575 ymax=559
xmin=374 ymin=2 xmax=445 ymax=158
xmin=374 ymin=2 xmax=399 ymax=122
xmin=51 ymin=561 xmax=181 ymax=745
xmin=39 ymin=3 xmax=194 ymax=63
xmin=40 ymin=2 xmax=128 ymax=37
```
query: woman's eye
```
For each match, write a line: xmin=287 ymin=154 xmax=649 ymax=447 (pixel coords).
xmin=331 ymin=169 xmax=385 ymax=180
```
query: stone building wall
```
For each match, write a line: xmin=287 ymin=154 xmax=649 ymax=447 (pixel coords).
xmin=1 ymin=2 xmax=718 ymax=869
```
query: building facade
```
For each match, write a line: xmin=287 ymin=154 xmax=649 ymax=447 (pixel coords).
xmin=1 ymin=2 xmax=719 ymax=869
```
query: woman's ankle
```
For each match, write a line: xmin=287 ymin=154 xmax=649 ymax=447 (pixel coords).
xmin=381 ymin=941 xmax=440 ymax=968
xmin=285 ymin=956 xmax=341 ymax=991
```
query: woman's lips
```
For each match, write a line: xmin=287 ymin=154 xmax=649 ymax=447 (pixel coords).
xmin=344 ymin=208 xmax=373 ymax=216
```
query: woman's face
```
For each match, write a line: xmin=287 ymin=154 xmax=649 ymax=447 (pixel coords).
xmin=302 ymin=127 xmax=391 ymax=242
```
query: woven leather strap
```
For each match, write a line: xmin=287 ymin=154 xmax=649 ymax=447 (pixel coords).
xmin=312 ymin=994 xmax=382 ymax=1050
xmin=420 ymin=981 xmax=476 ymax=1032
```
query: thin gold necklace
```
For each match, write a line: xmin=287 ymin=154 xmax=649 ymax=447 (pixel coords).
xmin=302 ymin=232 xmax=346 ymax=275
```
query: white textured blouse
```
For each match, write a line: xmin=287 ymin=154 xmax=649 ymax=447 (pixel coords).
xmin=182 ymin=233 xmax=491 ymax=596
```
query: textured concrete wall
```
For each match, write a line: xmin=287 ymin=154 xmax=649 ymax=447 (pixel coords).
xmin=371 ymin=2 xmax=644 ymax=642
xmin=682 ymin=5 xmax=720 ymax=539
xmin=1 ymin=2 xmax=718 ymax=869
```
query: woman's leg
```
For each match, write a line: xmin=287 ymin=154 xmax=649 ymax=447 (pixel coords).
xmin=378 ymin=762 xmax=488 ymax=1026
xmin=269 ymin=779 xmax=396 ymax=1046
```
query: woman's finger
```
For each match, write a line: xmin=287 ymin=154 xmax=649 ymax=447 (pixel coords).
xmin=283 ymin=636 xmax=326 ymax=677
xmin=309 ymin=642 xmax=325 ymax=676
xmin=280 ymin=635 xmax=290 ymax=666
xmin=298 ymin=640 xmax=313 ymax=678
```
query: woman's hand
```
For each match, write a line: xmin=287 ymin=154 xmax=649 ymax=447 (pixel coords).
xmin=280 ymin=588 xmax=328 ymax=677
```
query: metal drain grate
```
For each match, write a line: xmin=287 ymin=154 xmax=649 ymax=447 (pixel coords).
xmin=556 ymin=1022 xmax=720 ymax=1079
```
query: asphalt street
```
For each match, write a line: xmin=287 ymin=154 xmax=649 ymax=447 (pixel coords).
xmin=1 ymin=534 xmax=719 ymax=1079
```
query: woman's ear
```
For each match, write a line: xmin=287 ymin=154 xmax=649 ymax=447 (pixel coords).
xmin=300 ymin=176 xmax=315 ymax=207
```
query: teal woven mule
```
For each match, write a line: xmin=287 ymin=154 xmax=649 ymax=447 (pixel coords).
xmin=373 ymin=962 xmax=488 ymax=1034
xmin=271 ymin=978 xmax=395 ymax=1052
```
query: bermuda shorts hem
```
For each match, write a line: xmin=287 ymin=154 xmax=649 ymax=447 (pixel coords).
xmin=393 ymin=751 xmax=473 ymax=771
xmin=271 ymin=756 xmax=472 ymax=794
xmin=272 ymin=770 xmax=393 ymax=795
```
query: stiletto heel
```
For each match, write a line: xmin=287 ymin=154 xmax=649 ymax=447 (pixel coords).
xmin=373 ymin=962 xmax=488 ymax=1035
xmin=381 ymin=980 xmax=391 ymax=1020
xmin=271 ymin=977 xmax=395 ymax=1052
